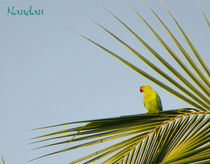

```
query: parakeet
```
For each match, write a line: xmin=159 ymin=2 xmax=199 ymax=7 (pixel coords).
xmin=140 ymin=84 xmax=162 ymax=113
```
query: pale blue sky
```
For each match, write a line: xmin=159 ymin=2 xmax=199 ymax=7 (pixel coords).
xmin=0 ymin=0 xmax=209 ymax=163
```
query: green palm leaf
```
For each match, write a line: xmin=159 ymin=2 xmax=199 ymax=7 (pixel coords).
xmin=31 ymin=109 xmax=209 ymax=163
xmin=1 ymin=157 xmax=6 ymax=164
xmin=31 ymin=1 xmax=210 ymax=163
xmin=198 ymin=3 xmax=210 ymax=31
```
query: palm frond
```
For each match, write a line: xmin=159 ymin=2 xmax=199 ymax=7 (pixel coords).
xmin=30 ymin=109 xmax=209 ymax=163
xmin=80 ymin=1 xmax=210 ymax=111
xmin=160 ymin=1 xmax=210 ymax=84
xmin=74 ymin=32 xmax=207 ymax=111
xmin=147 ymin=3 xmax=209 ymax=95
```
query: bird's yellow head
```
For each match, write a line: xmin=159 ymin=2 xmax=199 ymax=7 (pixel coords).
xmin=139 ymin=84 xmax=152 ymax=93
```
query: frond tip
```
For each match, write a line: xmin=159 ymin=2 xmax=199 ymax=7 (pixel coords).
xmin=1 ymin=157 xmax=6 ymax=164
xmin=30 ymin=109 xmax=210 ymax=163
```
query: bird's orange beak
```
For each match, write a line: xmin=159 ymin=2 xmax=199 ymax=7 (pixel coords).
xmin=140 ymin=88 xmax=143 ymax=93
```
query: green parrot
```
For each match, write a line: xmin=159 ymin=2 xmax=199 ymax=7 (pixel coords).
xmin=140 ymin=84 xmax=162 ymax=113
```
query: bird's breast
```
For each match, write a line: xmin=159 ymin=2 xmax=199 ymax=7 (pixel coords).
xmin=143 ymin=91 xmax=156 ymax=100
